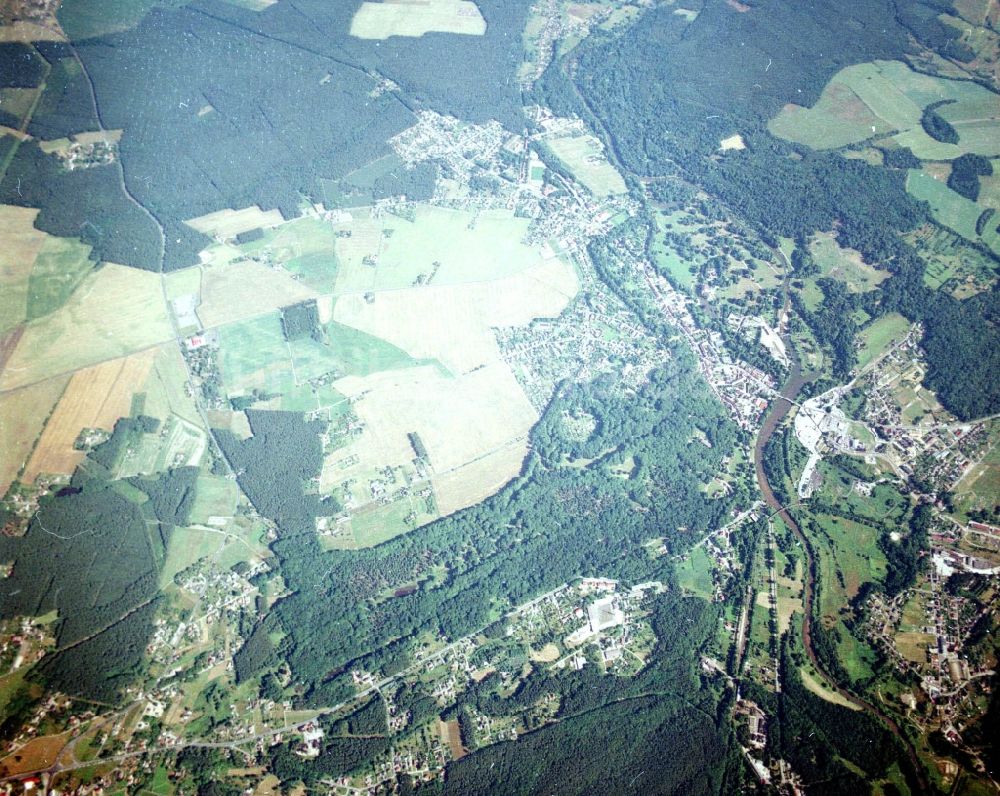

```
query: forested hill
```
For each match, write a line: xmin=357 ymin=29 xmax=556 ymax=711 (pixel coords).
xmin=0 ymin=0 xmax=533 ymax=270
xmin=541 ymin=0 xmax=1000 ymax=420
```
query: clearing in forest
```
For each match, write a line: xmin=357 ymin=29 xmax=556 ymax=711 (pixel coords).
xmin=350 ymin=0 xmax=487 ymax=39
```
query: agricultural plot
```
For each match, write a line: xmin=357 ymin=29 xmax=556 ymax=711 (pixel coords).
xmin=184 ymin=205 xmax=283 ymax=239
xmin=331 ymin=206 xmax=553 ymax=294
xmin=904 ymin=225 xmax=997 ymax=296
xmin=239 ymin=216 xmax=340 ymax=292
xmin=349 ymin=0 xmax=487 ymax=40
xmin=954 ymin=430 xmax=1000 ymax=516
xmin=0 ymin=206 xmax=51 ymax=334
xmin=23 ymin=348 xmax=157 ymax=482
xmin=163 ymin=266 xmax=202 ymax=301
xmin=26 ymin=234 xmax=95 ymax=320
xmin=770 ymin=60 xmax=1000 ymax=159
xmin=906 ymin=169 xmax=1000 ymax=257
xmin=141 ymin=344 xmax=205 ymax=428
xmin=217 ymin=313 xmax=294 ymax=398
xmin=188 ymin=473 xmax=238 ymax=525
xmin=0 ymin=264 xmax=173 ymax=392
xmin=196 ymin=260 xmax=319 ymax=329
xmin=118 ymin=415 xmax=206 ymax=477
xmin=0 ymin=375 xmax=67 ymax=495
xmin=543 ymin=133 xmax=626 ymax=196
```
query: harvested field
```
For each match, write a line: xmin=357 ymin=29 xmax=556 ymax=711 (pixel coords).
xmin=0 ymin=264 xmax=173 ymax=391
xmin=23 ymin=348 xmax=157 ymax=482
xmin=433 ymin=440 xmax=528 ymax=516
xmin=197 ymin=260 xmax=319 ymax=328
xmin=185 ymin=205 xmax=284 ymax=239
xmin=439 ymin=718 xmax=465 ymax=760
xmin=350 ymin=0 xmax=486 ymax=39
xmin=0 ymin=374 xmax=67 ymax=494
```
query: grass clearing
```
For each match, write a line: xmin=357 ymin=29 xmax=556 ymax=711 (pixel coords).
xmin=188 ymin=474 xmax=238 ymax=524
xmin=0 ymin=375 xmax=67 ymax=494
xmin=676 ymin=545 xmax=715 ymax=600
xmin=810 ymin=232 xmax=889 ymax=293
xmin=544 ymin=133 xmax=626 ymax=196
xmin=0 ymin=264 xmax=173 ymax=391
xmin=856 ymin=313 xmax=909 ymax=369
xmin=799 ymin=667 xmax=861 ymax=710
xmin=349 ymin=0 xmax=486 ymax=39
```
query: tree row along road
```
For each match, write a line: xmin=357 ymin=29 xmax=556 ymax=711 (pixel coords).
xmin=751 ymin=267 xmax=931 ymax=793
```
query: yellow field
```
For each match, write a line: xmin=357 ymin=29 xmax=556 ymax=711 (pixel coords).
xmin=432 ymin=441 xmax=528 ymax=516
xmin=197 ymin=260 xmax=319 ymax=328
xmin=185 ymin=206 xmax=284 ymax=239
xmin=0 ymin=375 xmax=68 ymax=494
xmin=0 ymin=264 xmax=173 ymax=391
xmin=23 ymin=349 xmax=157 ymax=482
xmin=545 ymin=134 xmax=627 ymax=196
xmin=350 ymin=0 xmax=487 ymax=39
xmin=0 ymin=206 xmax=48 ymax=334
xmin=719 ymin=134 xmax=746 ymax=151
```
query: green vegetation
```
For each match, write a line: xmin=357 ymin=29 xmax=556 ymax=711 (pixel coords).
xmin=856 ymin=312 xmax=909 ymax=369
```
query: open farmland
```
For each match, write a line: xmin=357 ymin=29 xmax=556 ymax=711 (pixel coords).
xmin=350 ymin=0 xmax=486 ymax=39
xmin=26 ymin=234 xmax=95 ymax=320
xmin=906 ymin=169 xmax=1000 ymax=256
xmin=331 ymin=206 xmax=552 ymax=294
xmin=0 ymin=264 xmax=173 ymax=391
xmin=0 ymin=375 xmax=67 ymax=494
xmin=544 ymin=133 xmax=627 ymax=196
xmin=0 ymin=206 xmax=50 ymax=334
xmin=770 ymin=60 xmax=1000 ymax=159
xmin=185 ymin=206 xmax=284 ymax=239
xmin=196 ymin=260 xmax=319 ymax=329
xmin=239 ymin=217 xmax=340 ymax=292
xmin=23 ymin=348 xmax=157 ymax=482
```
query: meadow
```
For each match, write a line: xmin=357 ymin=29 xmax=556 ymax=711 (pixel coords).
xmin=544 ymin=133 xmax=627 ymax=196
xmin=349 ymin=0 xmax=486 ymax=40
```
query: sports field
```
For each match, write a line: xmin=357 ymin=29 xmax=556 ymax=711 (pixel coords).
xmin=350 ymin=0 xmax=486 ymax=39
xmin=544 ymin=134 xmax=627 ymax=196
xmin=0 ymin=264 xmax=173 ymax=392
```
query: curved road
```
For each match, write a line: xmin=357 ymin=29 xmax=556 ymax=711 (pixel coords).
xmin=751 ymin=274 xmax=931 ymax=793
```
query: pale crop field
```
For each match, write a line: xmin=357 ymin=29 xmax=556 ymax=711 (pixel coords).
xmin=0 ymin=264 xmax=173 ymax=391
xmin=185 ymin=205 xmax=284 ymax=239
xmin=0 ymin=206 xmax=49 ymax=334
xmin=350 ymin=0 xmax=486 ymax=39
xmin=197 ymin=260 xmax=318 ymax=328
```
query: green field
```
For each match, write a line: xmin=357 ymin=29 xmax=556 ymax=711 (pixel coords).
xmin=163 ymin=266 xmax=202 ymax=300
xmin=240 ymin=216 xmax=340 ymax=291
xmin=0 ymin=88 xmax=41 ymax=127
xmin=189 ymin=474 xmax=238 ymax=523
xmin=770 ymin=60 xmax=1000 ymax=159
xmin=543 ymin=134 xmax=627 ymax=196
xmin=907 ymin=169 xmax=1000 ymax=256
xmin=332 ymin=205 xmax=546 ymax=294
xmin=217 ymin=312 xmax=295 ymax=397
xmin=160 ymin=527 xmax=223 ymax=587
xmin=676 ymin=545 xmax=715 ymax=600
xmin=856 ymin=312 xmax=909 ymax=369
xmin=26 ymin=236 xmax=96 ymax=320
xmin=810 ymin=233 xmax=889 ymax=293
